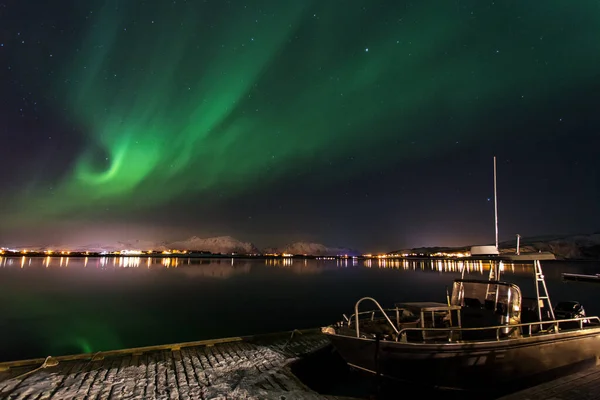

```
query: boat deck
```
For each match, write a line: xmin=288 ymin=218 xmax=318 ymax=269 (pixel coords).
xmin=0 ymin=329 xmax=349 ymax=400
xmin=499 ymin=364 xmax=600 ymax=399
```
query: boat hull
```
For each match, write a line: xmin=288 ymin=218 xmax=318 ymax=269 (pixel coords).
xmin=326 ymin=327 xmax=600 ymax=390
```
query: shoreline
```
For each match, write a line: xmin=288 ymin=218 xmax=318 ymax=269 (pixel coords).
xmin=1 ymin=253 xmax=598 ymax=262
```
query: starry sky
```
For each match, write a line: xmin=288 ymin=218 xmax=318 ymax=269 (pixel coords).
xmin=0 ymin=0 xmax=599 ymax=251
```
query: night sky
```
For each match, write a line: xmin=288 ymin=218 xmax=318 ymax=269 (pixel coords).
xmin=0 ymin=0 xmax=598 ymax=251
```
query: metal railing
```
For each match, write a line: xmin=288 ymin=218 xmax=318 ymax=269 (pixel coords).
xmin=395 ymin=316 xmax=600 ymax=343
xmin=352 ymin=297 xmax=400 ymax=338
xmin=346 ymin=307 xmax=406 ymax=327
xmin=348 ymin=299 xmax=462 ymax=339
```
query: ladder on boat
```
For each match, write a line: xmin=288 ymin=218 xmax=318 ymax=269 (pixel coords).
xmin=488 ymin=262 xmax=500 ymax=281
xmin=485 ymin=261 xmax=501 ymax=299
xmin=534 ymin=260 xmax=555 ymax=321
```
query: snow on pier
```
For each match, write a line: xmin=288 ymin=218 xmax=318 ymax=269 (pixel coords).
xmin=0 ymin=330 xmax=344 ymax=400
xmin=498 ymin=364 xmax=600 ymax=400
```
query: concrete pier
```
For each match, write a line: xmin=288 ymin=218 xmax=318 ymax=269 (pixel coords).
xmin=0 ymin=329 xmax=351 ymax=400
xmin=499 ymin=364 xmax=600 ymax=399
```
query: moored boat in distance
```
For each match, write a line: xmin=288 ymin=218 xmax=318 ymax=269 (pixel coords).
xmin=504 ymin=251 xmax=556 ymax=261
xmin=322 ymin=260 xmax=600 ymax=391
xmin=563 ymin=272 xmax=600 ymax=283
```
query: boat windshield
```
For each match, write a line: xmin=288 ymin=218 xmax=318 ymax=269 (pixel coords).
xmin=450 ymin=280 xmax=521 ymax=321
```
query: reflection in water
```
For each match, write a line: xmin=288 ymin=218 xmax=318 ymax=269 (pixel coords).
xmin=0 ymin=256 xmax=593 ymax=279
xmin=2 ymin=256 xmax=355 ymax=276
xmin=264 ymin=257 xmax=345 ymax=274
xmin=178 ymin=260 xmax=252 ymax=278
xmin=0 ymin=256 xmax=589 ymax=278
xmin=364 ymin=258 xmax=522 ymax=275
xmin=1 ymin=255 xmax=599 ymax=363
xmin=0 ymin=255 xmax=518 ymax=281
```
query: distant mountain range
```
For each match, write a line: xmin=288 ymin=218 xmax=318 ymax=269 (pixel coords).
xmin=264 ymin=242 xmax=358 ymax=257
xmin=392 ymin=232 xmax=600 ymax=260
xmin=5 ymin=236 xmax=359 ymax=257
xmin=168 ymin=236 xmax=259 ymax=254
xmin=4 ymin=232 xmax=600 ymax=259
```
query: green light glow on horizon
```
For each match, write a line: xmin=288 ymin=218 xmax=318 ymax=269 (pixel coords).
xmin=11 ymin=0 xmax=600 ymax=221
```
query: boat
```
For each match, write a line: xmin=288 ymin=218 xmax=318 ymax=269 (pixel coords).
xmin=322 ymin=260 xmax=600 ymax=390
xmin=563 ymin=272 xmax=600 ymax=283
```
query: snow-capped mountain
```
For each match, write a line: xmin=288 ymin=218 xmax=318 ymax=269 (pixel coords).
xmin=167 ymin=236 xmax=259 ymax=254
xmin=6 ymin=236 xmax=257 ymax=254
xmin=498 ymin=233 xmax=600 ymax=260
xmin=73 ymin=240 xmax=169 ymax=253
xmin=275 ymin=242 xmax=359 ymax=257
xmin=3 ymin=235 xmax=361 ymax=256
xmin=392 ymin=232 xmax=600 ymax=260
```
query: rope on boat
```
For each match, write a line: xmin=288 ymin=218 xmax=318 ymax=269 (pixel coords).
xmin=9 ymin=356 xmax=58 ymax=381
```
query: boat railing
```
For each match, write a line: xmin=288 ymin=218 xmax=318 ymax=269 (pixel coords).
xmin=351 ymin=297 xmax=400 ymax=338
xmin=346 ymin=308 xmax=406 ymax=327
xmin=395 ymin=316 xmax=600 ymax=343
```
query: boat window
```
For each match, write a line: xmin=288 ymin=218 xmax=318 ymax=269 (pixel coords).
xmin=451 ymin=281 xmax=521 ymax=319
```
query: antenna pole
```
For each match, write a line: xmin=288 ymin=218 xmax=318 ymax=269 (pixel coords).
xmin=494 ymin=156 xmax=499 ymax=251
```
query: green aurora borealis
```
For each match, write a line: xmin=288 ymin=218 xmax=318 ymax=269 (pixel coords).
xmin=4 ymin=0 xmax=600 ymax=230
xmin=2 ymin=0 xmax=600 ymax=360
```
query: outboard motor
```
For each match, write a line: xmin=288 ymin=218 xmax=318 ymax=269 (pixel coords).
xmin=554 ymin=301 xmax=588 ymax=328
xmin=554 ymin=301 xmax=586 ymax=319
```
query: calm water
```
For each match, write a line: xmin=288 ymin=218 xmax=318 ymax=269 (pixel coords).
xmin=1 ymin=256 xmax=599 ymax=362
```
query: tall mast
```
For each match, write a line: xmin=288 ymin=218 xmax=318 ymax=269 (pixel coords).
xmin=493 ymin=156 xmax=499 ymax=251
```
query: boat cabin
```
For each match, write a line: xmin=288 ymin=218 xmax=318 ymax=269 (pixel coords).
xmin=450 ymin=279 xmax=522 ymax=337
